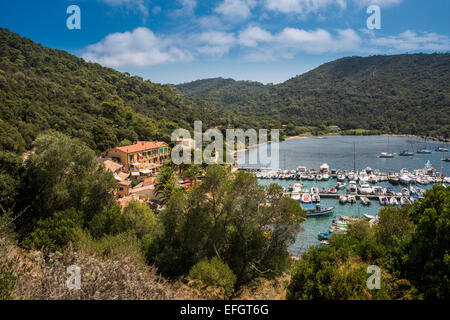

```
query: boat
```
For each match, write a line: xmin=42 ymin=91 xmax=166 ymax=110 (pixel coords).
xmin=435 ymin=146 xmax=449 ymax=152
xmin=290 ymin=192 xmax=301 ymax=201
xmin=442 ymin=157 xmax=450 ymax=162
xmin=363 ymin=213 xmax=376 ymax=220
xmin=401 ymin=188 xmax=410 ymax=197
xmin=400 ymin=196 xmax=411 ymax=206
xmin=337 ymin=174 xmax=346 ymax=181
xmin=328 ymin=187 xmax=337 ymax=194
xmin=379 ymin=196 xmax=389 ymax=205
xmin=310 ymin=187 xmax=319 ymax=194
xmin=360 ymin=196 xmax=371 ymax=205
xmin=368 ymin=174 xmax=379 ymax=183
xmin=399 ymin=174 xmax=412 ymax=185
xmin=378 ymin=152 xmax=394 ymax=158
xmin=388 ymin=172 xmax=399 ymax=185
xmin=417 ymin=148 xmax=432 ymax=154
xmin=318 ymin=233 xmax=332 ymax=241
xmin=336 ymin=182 xmax=346 ymax=189
xmin=312 ymin=194 xmax=321 ymax=203
xmin=320 ymin=163 xmax=330 ymax=173
xmin=348 ymin=181 xmax=358 ymax=194
xmin=358 ymin=184 xmax=373 ymax=195
xmin=303 ymin=204 xmax=334 ymax=217
xmin=339 ymin=195 xmax=347 ymax=204
xmin=322 ymin=173 xmax=329 ymax=181
xmin=389 ymin=197 xmax=399 ymax=206
xmin=301 ymin=193 xmax=312 ymax=203
xmin=399 ymin=150 xmax=414 ymax=156
xmin=316 ymin=174 xmax=323 ymax=181
xmin=347 ymin=195 xmax=356 ymax=203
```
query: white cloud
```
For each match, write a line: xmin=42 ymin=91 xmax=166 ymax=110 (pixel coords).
xmin=81 ymin=27 xmax=192 ymax=67
xmin=99 ymin=0 xmax=149 ymax=16
xmin=195 ymin=31 xmax=236 ymax=57
xmin=215 ymin=0 xmax=257 ymax=20
xmin=370 ymin=30 xmax=450 ymax=52
xmin=239 ymin=26 xmax=273 ymax=46
xmin=264 ymin=0 xmax=401 ymax=14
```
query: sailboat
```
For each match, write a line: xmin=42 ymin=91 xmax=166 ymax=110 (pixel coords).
xmin=378 ymin=136 xmax=394 ymax=158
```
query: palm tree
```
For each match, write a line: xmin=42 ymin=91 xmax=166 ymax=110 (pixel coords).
xmin=154 ymin=167 xmax=178 ymax=205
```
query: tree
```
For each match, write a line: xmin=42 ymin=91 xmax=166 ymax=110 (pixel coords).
xmin=123 ymin=200 xmax=158 ymax=240
xmin=154 ymin=166 xmax=180 ymax=206
xmin=15 ymin=131 xmax=117 ymax=236
xmin=396 ymin=185 xmax=450 ymax=299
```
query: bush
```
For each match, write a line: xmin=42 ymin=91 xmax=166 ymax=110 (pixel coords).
xmin=24 ymin=208 xmax=84 ymax=252
xmin=188 ymin=257 xmax=236 ymax=297
xmin=89 ymin=206 xmax=125 ymax=238
xmin=123 ymin=200 xmax=158 ymax=240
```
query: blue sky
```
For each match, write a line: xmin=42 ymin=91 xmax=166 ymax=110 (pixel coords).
xmin=0 ymin=0 xmax=449 ymax=84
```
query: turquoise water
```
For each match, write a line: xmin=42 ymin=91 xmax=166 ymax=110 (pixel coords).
xmin=237 ymin=136 xmax=449 ymax=255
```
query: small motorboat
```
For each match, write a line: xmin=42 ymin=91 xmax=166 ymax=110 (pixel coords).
xmin=347 ymin=195 xmax=356 ymax=203
xmin=322 ymin=173 xmax=329 ymax=181
xmin=312 ymin=194 xmax=320 ymax=203
xmin=339 ymin=195 xmax=347 ymax=204
xmin=399 ymin=150 xmax=414 ymax=156
xmin=435 ymin=146 xmax=449 ymax=152
xmin=328 ymin=187 xmax=337 ymax=194
xmin=401 ymin=188 xmax=410 ymax=197
xmin=290 ymin=192 xmax=301 ymax=201
xmin=389 ymin=197 xmax=399 ymax=206
xmin=336 ymin=182 xmax=346 ymax=189
xmin=337 ymin=174 xmax=346 ymax=181
xmin=310 ymin=187 xmax=319 ymax=194
xmin=379 ymin=196 xmax=389 ymax=206
xmin=359 ymin=184 xmax=373 ymax=195
xmin=348 ymin=181 xmax=358 ymax=194
xmin=363 ymin=213 xmax=376 ymax=220
xmin=301 ymin=193 xmax=312 ymax=203
xmin=417 ymin=148 xmax=432 ymax=154
xmin=316 ymin=174 xmax=323 ymax=181
xmin=303 ymin=204 xmax=334 ymax=217
xmin=318 ymin=233 xmax=332 ymax=241
xmin=400 ymin=196 xmax=411 ymax=206
xmin=360 ymin=196 xmax=371 ymax=205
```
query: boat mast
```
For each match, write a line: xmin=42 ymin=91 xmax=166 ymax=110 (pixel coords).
xmin=353 ymin=142 xmax=356 ymax=172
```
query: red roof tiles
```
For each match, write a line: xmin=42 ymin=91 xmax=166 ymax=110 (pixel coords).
xmin=115 ymin=141 xmax=167 ymax=154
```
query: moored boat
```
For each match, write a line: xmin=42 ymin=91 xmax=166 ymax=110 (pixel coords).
xmin=301 ymin=193 xmax=312 ymax=203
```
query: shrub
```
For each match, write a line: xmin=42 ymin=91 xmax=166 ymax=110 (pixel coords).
xmin=188 ymin=257 xmax=236 ymax=297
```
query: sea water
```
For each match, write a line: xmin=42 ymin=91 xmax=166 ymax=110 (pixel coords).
xmin=237 ymin=135 xmax=449 ymax=255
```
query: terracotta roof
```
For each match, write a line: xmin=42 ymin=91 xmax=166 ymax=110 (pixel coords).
xmin=115 ymin=141 xmax=167 ymax=154
xmin=118 ymin=180 xmax=132 ymax=186
xmin=102 ymin=159 xmax=123 ymax=173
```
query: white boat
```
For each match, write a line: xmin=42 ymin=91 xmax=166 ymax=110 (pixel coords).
xmin=363 ymin=213 xmax=376 ymax=220
xmin=301 ymin=193 xmax=312 ymax=203
xmin=378 ymin=152 xmax=394 ymax=158
xmin=348 ymin=181 xmax=358 ymax=194
xmin=348 ymin=195 xmax=356 ymax=203
xmin=400 ymin=196 xmax=411 ymax=206
xmin=401 ymin=188 xmax=410 ymax=197
xmin=379 ymin=196 xmax=389 ymax=206
xmin=368 ymin=175 xmax=379 ymax=183
xmin=290 ymin=192 xmax=301 ymax=201
xmin=339 ymin=195 xmax=347 ymax=204
xmin=337 ymin=174 xmax=346 ymax=181
xmin=360 ymin=196 xmax=371 ymax=205
xmin=316 ymin=174 xmax=323 ymax=181
xmin=322 ymin=173 xmax=329 ymax=181
xmin=320 ymin=163 xmax=330 ymax=173
xmin=359 ymin=173 xmax=369 ymax=183
xmin=336 ymin=182 xmax=346 ymax=189
xmin=310 ymin=187 xmax=319 ymax=194
xmin=399 ymin=174 xmax=412 ymax=185
xmin=359 ymin=184 xmax=373 ymax=195
xmin=389 ymin=197 xmax=399 ymax=206
xmin=312 ymin=194 xmax=320 ymax=203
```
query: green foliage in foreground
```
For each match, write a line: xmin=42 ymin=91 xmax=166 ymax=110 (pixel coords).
xmin=188 ymin=257 xmax=237 ymax=297
xmin=147 ymin=165 xmax=306 ymax=286
xmin=287 ymin=185 xmax=449 ymax=300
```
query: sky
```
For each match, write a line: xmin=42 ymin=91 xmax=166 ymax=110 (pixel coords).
xmin=0 ymin=0 xmax=449 ymax=84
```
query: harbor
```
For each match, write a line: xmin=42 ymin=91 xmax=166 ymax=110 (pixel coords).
xmin=237 ymin=135 xmax=449 ymax=255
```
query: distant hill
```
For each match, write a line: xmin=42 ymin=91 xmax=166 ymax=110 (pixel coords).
xmin=0 ymin=28 xmax=223 ymax=153
xmin=173 ymin=77 xmax=271 ymax=108
xmin=175 ymin=54 xmax=450 ymax=139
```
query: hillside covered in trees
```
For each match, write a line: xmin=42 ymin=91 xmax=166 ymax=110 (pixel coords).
xmin=0 ymin=28 xmax=227 ymax=154
xmin=175 ymin=54 xmax=450 ymax=139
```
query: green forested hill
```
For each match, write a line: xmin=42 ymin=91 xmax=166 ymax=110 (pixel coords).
xmin=173 ymin=77 xmax=271 ymax=108
xmin=0 ymin=28 xmax=224 ymax=153
xmin=176 ymin=54 xmax=450 ymax=138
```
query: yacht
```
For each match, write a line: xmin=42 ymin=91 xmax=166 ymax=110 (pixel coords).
xmin=378 ymin=152 xmax=394 ymax=158
xmin=348 ymin=181 xmax=358 ymax=194
xmin=435 ymin=146 xmax=449 ymax=152
xmin=359 ymin=184 xmax=373 ymax=195
xmin=399 ymin=174 xmax=412 ymax=185
xmin=417 ymin=148 xmax=432 ymax=154
xmin=399 ymin=150 xmax=414 ymax=156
